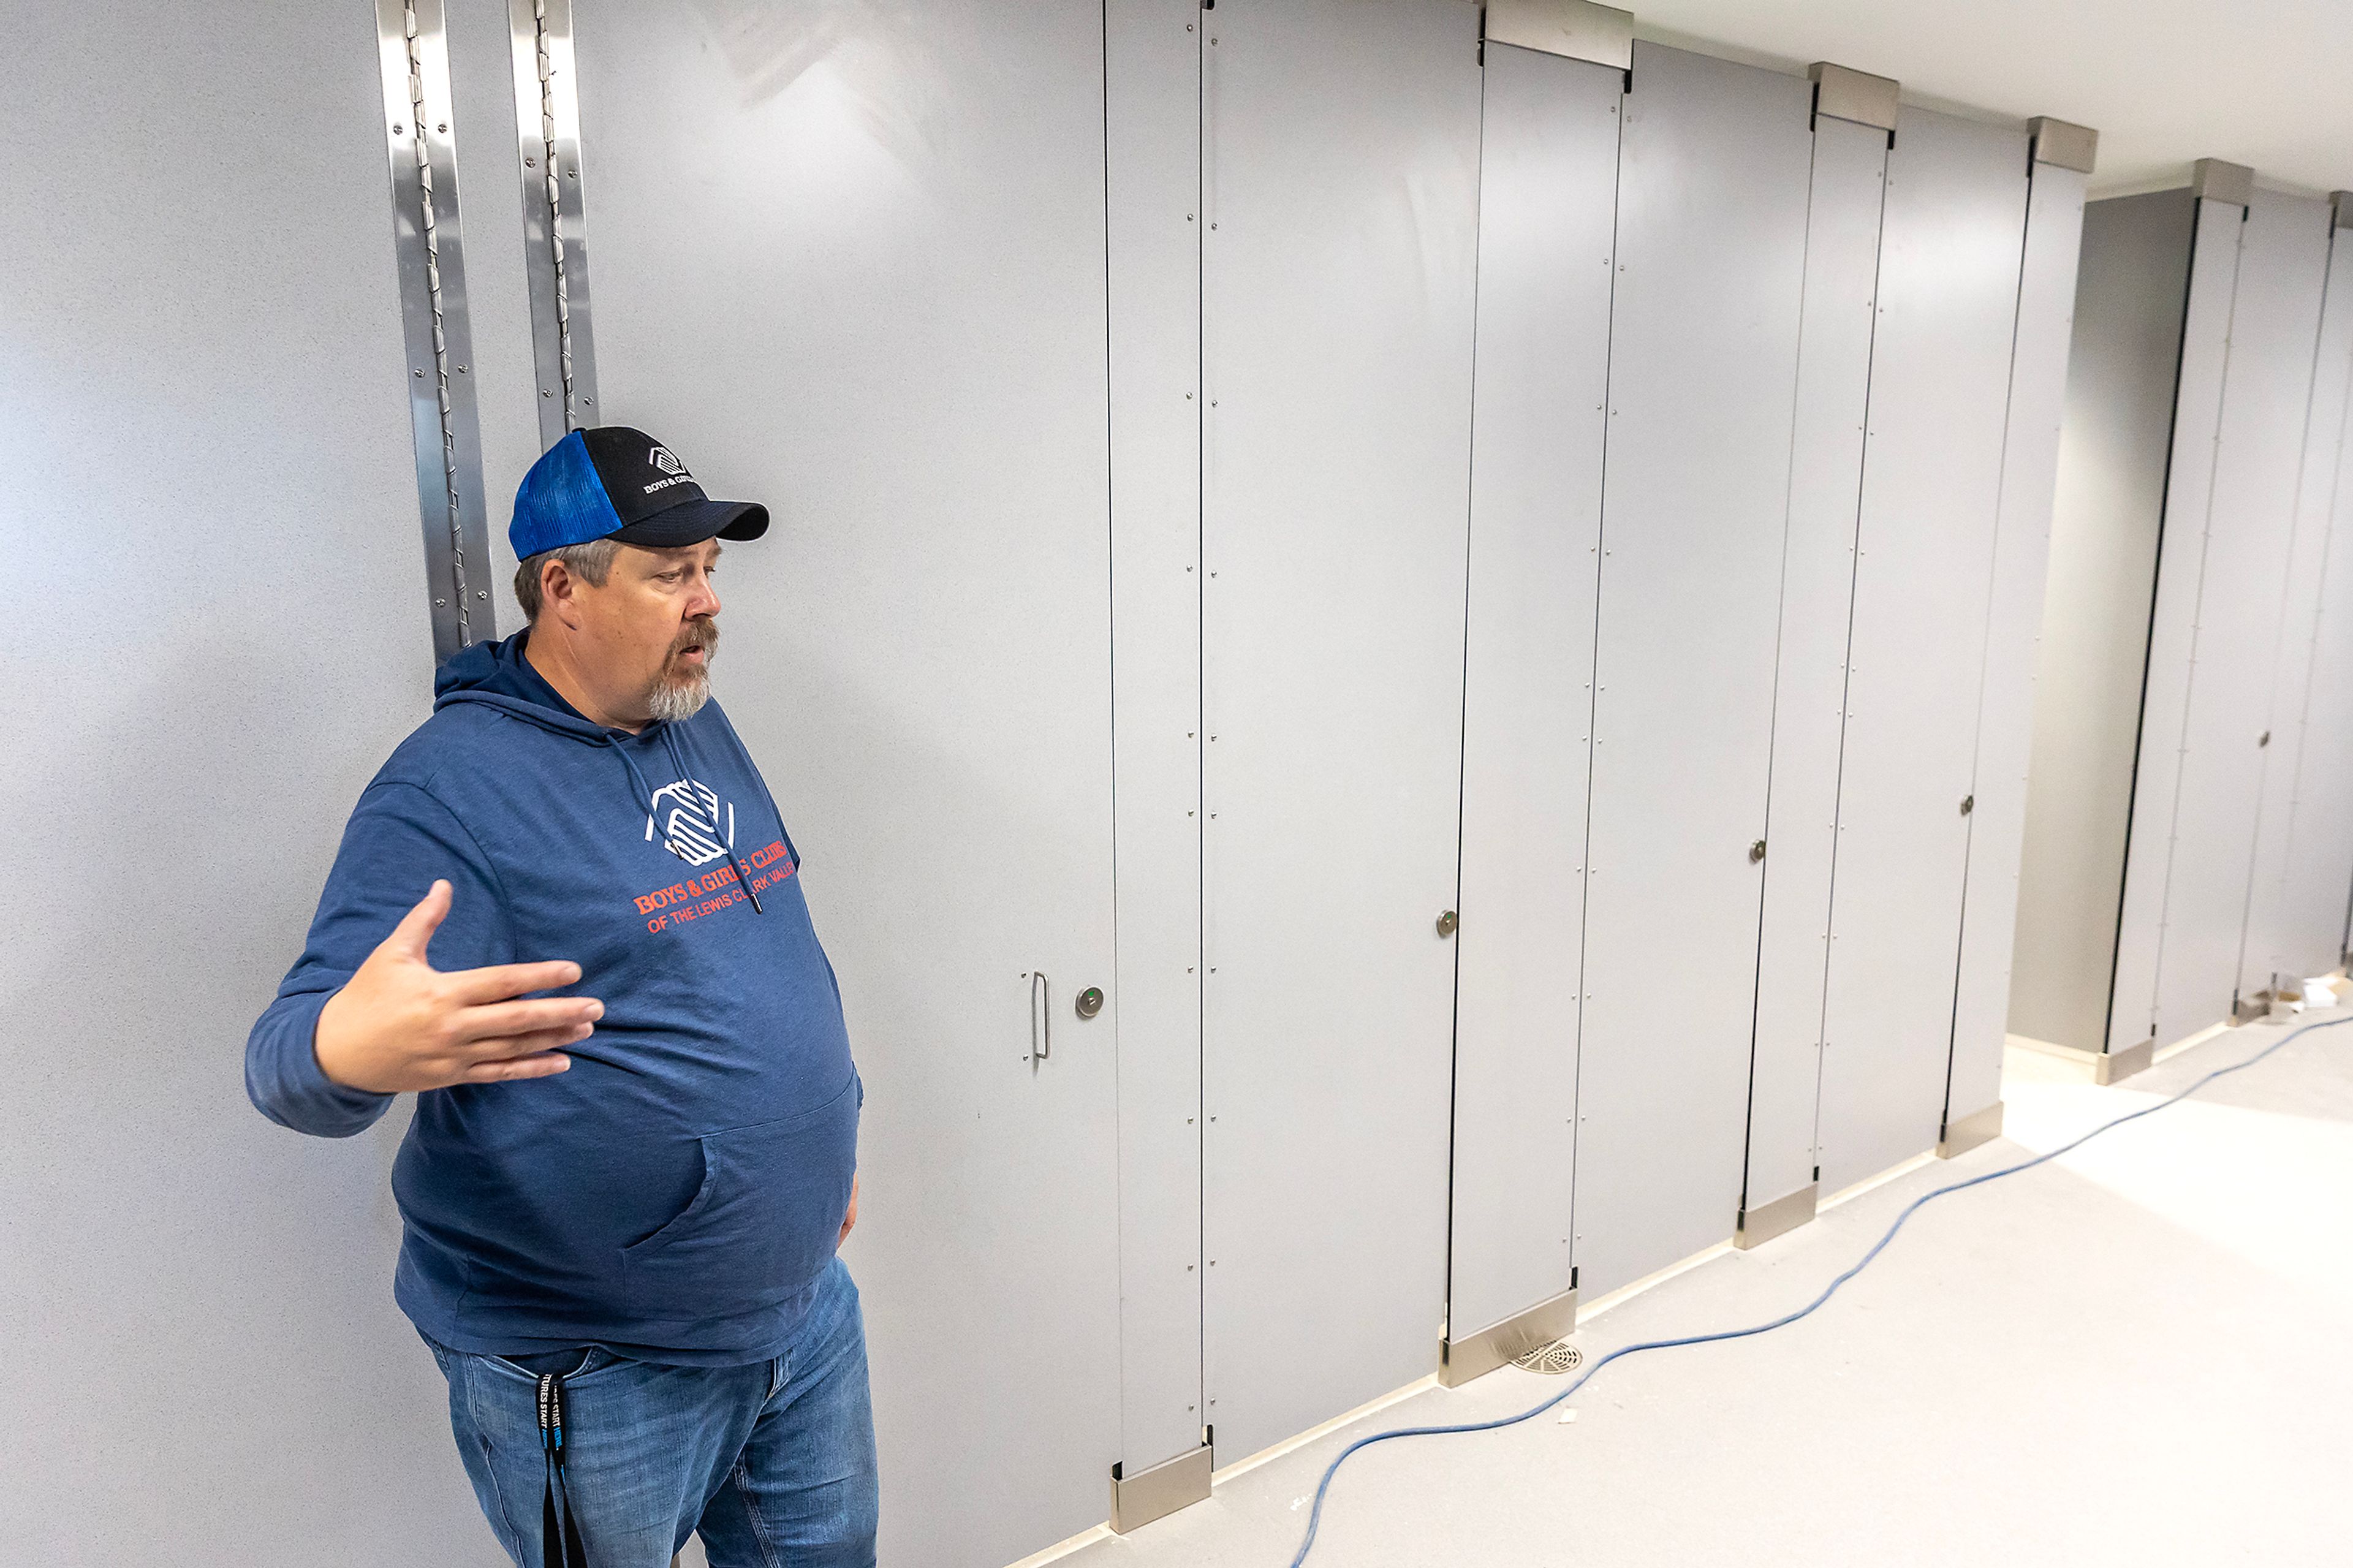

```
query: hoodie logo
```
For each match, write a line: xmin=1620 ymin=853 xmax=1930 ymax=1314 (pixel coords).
xmin=646 ymin=778 xmax=735 ymax=867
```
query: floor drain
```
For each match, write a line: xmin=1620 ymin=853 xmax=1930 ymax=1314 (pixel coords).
xmin=1509 ymin=1339 xmax=1583 ymax=1375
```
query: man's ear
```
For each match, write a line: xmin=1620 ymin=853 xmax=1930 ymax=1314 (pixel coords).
xmin=539 ymin=556 xmax=584 ymax=629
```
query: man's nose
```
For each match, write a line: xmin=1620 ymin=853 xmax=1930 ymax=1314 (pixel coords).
xmin=688 ymin=577 xmax=721 ymax=620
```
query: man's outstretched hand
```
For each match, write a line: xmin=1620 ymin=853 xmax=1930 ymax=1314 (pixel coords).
xmin=314 ymin=880 xmax=601 ymax=1094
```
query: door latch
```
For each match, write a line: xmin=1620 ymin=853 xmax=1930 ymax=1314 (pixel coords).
xmin=1435 ymin=909 xmax=1458 ymax=938
xmin=1075 ymin=985 xmax=1104 ymax=1020
xmin=1749 ymin=839 xmax=1767 ymax=863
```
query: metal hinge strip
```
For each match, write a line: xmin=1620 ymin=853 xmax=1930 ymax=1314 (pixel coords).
xmin=376 ymin=0 xmax=494 ymax=663
xmin=510 ymin=0 xmax=600 ymax=447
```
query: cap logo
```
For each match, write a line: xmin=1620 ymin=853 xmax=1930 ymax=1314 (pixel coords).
xmin=643 ymin=444 xmax=695 ymax=496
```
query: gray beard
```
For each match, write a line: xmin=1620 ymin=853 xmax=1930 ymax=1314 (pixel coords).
xmin=646 ymin=668 xmax=712 ymax=724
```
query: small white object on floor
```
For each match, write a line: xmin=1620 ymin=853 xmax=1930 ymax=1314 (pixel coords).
xmin=1558 ymin=1407 xmax=1578 ymax=1425
xmin=2302 ymin=977 xmax=2336 ymax=1009
xmin=1290 ymin=1497 xmax=1306 ymax=1511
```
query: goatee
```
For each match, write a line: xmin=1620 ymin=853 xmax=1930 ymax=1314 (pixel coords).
xmin=648 ymin=616 xmax=718 ymax=723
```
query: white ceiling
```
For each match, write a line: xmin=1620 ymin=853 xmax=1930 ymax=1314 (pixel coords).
xmin=1626 ymin=0 xmax=2352 ymax=197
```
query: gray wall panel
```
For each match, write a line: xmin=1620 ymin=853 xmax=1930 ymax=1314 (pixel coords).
xmin=574 ymin=5 xmax=1123 ymax=1561
xmin=2143 ymin=192 xmax=2332 ymax=1047
xmin=1573 ymin=44 xmax=1811 ymax=1297
xmin=2269 ymin=238 xmax=2353 ymax=980
xmin=1447 ymin=42 xmax=1619 ymax=1344
xmin=1105 ymin=0 xmax=1206 ymax=1476
xmin=2014 ymin=189 xmax=2195 ymax=1052
xmin=1947 ymin=161 xmax=2089 ymax=1129
xmin=1742 ymin=115 xmax=1885 ymax=1218
xmin=1818 ymin=108 xmax=2026 ymax=1194
xmin=2245 ymin=232 xmax=2353 ymax=988
xmin=2109 ymin=196 xmax=2245 ymax=1053
xmin=1199 ymin=0 xmax=1480 ymax=1460
xmin=0 ymin=2 xmax=464 ymax=1562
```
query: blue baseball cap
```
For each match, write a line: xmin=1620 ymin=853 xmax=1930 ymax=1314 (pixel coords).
xmin=510 ymin=426 xmax=770 ymax=559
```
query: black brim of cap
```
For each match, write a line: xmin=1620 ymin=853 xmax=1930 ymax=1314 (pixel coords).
xmin=607 ymin=497 xmax=770 ymax=548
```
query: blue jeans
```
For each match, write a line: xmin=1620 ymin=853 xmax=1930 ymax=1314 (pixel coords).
xmin=426 ymin=1257 xmax=879 ymax=1567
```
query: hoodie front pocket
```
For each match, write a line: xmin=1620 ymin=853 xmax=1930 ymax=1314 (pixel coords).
xmin=618 ymin=1075 xmax=860 ymax=1324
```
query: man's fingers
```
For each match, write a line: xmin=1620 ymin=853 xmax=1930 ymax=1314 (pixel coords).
xmin=450 ymin=1001 xmax=601 ymax=1048
xmin=444 ymin=958 xmax=587 ymax=1005
xmin=456 ymin=1050 xmax=573 ymax=1084
xmin=384 ymin=881 xmax=453 ymax=961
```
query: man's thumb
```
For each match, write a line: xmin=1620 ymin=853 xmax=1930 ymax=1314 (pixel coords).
xmin=385 ymin=880 xmax=452 ymax=961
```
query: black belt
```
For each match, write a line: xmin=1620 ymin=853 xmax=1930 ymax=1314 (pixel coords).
xmin=536 ymin=1372 xmax=589 ymax=1568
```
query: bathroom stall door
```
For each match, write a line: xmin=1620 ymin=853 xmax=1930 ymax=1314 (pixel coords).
xmin=1446 ymin=37 xmax=1618 ymax=1359
xmin=2243 ymin=224 xmax=2353 ymax=990
xmin=573 ymin=6 xmax=1123 ymax=1562
xmin=2119 ymin=191 xmax=2332 ymax=1048
xmin=1944 ymin=143 xmax=2090 ymax=1138
xmin=2108 ymin=193 xmax=2246 ymax=1053
xmin=1573 ymin=43 xmax=1814 ymax=1297
xmin=1816 ymin=110 xmax=2026 ymax=1194
xmin=1740 ymin=108 xmax=1887 ymax=1233
xmin=1199 ymin=0 xmax=1482 ymax=1461
xmin=2267 ymin=230 xmax=2353 ymax=980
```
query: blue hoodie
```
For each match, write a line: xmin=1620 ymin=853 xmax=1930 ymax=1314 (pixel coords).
xmin=245 ymin=632 xmax=858 ymax=1365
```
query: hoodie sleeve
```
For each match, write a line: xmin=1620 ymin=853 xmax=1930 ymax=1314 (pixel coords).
xmin=245 ymin=780 xmax=514 ymax=1138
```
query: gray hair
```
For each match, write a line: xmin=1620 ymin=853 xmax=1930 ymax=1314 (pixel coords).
xmin=513 ymin=537 xmax=620 ymax=623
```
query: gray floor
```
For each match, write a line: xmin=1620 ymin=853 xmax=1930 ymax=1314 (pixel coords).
xmin=1059 ymin=1011 xmax=2353 ymax=1567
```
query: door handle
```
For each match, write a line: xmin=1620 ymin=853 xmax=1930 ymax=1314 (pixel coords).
xmin=1029 ymin=970 xmax=1051 ymax=1063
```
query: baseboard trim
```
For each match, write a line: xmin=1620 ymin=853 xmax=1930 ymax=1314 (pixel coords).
xmin=2007 ymin=1031 xmax=2156 ymax=1085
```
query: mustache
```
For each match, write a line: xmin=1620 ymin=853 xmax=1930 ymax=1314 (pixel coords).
xmin=670 ymin=616 xmax=719 ymax=661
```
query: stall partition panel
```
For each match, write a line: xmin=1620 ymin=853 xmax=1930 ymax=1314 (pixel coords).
xmin=2147 ymin=192 xmax=2332 ymax=1045
xmin=1573 ymin=44 xmax=1812 ymax=1298
xmin=1946 ymin=156 xmax=2091 ymax=1132
xmin=574 ymin=5 xmax=1123 ymax=1560
xmin=1816 ymin=110 xmax=2027 ymax=1195
xmin=2269 ymin=234 xmax=2353 ymax=978
xmin=1 ymin=2 xmax=464 ymax=1562
xmin=2245 ymin=227 xmax=2353 ymax=990
xmin=1741 ymin=113 xmax=1887 ymax=1223
xmin=2109 ymin=196 xmax=2246 ymax=1053
xmin=1105 ymin=0 xmax=1207 ymax=1477
xmin=1447 ymin=40 xmax=1619 ymax=1347
xmin=1199 ymin=0 xmax=1480 ymax=1460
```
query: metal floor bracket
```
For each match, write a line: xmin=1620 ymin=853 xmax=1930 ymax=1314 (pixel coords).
xmin=1109 ymin=1441 xmax=1211 ymax=1535
xmin=1735 ymin=1181 xmax=1818 ymax=1249
xmin=1439 ymin=1282 xmax=1580 ymax=1388
xmin=2096 ymin=1037 xmax=2154 ymax=1085
xmin=1936 ymin=1100 xmax=2004 ymax=1159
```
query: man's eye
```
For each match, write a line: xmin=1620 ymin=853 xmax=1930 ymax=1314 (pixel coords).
xmin=657 ymin=571 xmax=683 ymax=584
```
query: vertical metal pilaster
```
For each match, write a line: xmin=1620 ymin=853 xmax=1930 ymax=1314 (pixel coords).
xmin=509 ymin=0 xmax=600 ymax=447
xmin=376 ymin=0 xmax=494 ymax=664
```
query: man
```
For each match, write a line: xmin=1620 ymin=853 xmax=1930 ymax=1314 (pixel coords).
xmin=246 ymin=426 xmax=876 ymax=1567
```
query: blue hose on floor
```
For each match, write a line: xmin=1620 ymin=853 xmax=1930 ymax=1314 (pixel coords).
xmin=1288 ymin=1010 xmax=2352 ymax=1566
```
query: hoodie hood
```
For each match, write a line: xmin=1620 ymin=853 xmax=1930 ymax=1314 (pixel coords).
xmin=433 ymin=630 xmax=612 ymax=744
xmin=433 ymin=631 xmax=767 ymax=914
